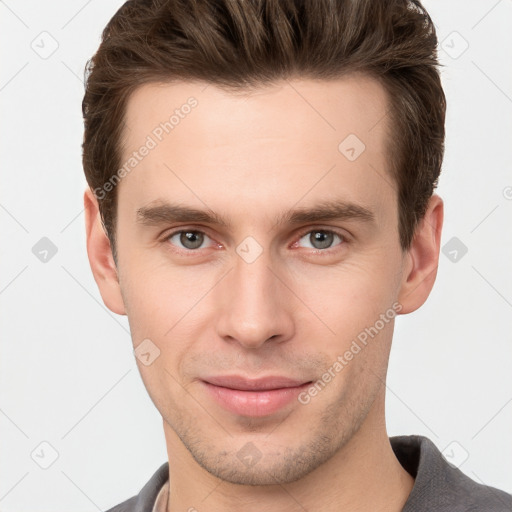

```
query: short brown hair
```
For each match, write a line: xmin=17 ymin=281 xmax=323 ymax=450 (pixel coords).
xmin=82 ymin=0 xmax=445 ymax=261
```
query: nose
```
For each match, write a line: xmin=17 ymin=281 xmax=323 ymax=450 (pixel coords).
xmin=214 ymin=247 xmax=295 ymax=350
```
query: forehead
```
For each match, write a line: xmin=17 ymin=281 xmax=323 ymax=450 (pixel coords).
xmin=121 ymin=74 xmax=390 ymax=152
xmin=118 ymin=75 xmax=393 ymax=222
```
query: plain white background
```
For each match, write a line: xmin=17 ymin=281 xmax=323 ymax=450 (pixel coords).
xmin=1 ymin=1 xmax=511 ymax=510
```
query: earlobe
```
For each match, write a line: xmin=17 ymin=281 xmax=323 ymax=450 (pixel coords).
xmin=397 ymin=194 xmax=444 ymax=315
xmin=84 ymin=188 xmax=126 ymax=315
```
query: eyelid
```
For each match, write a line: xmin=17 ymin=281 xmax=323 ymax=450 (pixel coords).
xmin=294 ymin=225 xmax=350 ymax=242
xmin=163 ymin=227 xmax=219 ymax=251
xmin=162 ymin=225 xmax=350 ymax=253
xmin=290 ymin=226 xmax=349 ymax=257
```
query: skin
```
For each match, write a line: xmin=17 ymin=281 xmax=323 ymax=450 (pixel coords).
xmin=84 ymin=75 xmax=443 ymax=511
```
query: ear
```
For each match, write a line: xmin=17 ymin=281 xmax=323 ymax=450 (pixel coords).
xmin=84 ymin=188 xmax=126 ymax=315
xmin=397 ymin=194 xmax=444 ymax=314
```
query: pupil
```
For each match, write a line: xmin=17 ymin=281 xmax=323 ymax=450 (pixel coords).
xmin=311 ymin=231 xmax=333 ymax=249
xmin=181 ymin=231 xmax=203 ymax=249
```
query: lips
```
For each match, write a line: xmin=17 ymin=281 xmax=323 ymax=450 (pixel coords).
xmin=201 ymin=375 xmax=312 ymax=417
xmin=203 ymin=375 xmax=310 ymax=391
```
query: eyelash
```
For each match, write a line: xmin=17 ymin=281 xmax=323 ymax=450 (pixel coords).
xmin=162 ymin=227 xmax=349 ymax=256
xmin=294 ymin=227 xmax=348 ymax=253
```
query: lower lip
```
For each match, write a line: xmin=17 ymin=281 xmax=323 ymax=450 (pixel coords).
xmin=201 ymin=381 xmax=311 ymax=417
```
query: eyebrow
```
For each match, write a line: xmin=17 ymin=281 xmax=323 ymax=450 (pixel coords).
xmin=137 ymin=203 xmax=230 ymax=227
xmin=136 ymin=199 xmax=375 ymax=228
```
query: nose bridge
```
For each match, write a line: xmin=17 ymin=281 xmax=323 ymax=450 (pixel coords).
xmin=215 ymin=244 xmax=293 ymax=348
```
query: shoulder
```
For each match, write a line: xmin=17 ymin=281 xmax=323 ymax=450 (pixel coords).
xmin=391 ymin=435 xmax=512 ymax=512
xmin=103 ymin=462 xmax=169 ymax=512
xmin=105 ymin=496 xmax=137 ymax=512
xmin=441 ymin=468 xmax=512 ymax=511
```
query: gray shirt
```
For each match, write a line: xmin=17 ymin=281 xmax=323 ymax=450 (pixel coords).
xmin=105 ymin=435 xmax=512 ymax=511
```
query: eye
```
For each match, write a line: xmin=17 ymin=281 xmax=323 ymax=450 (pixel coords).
xmin=167 ymin=230 xmax=212 ymax=250
xmin=296 ymin=229 xmax=345 ymax=250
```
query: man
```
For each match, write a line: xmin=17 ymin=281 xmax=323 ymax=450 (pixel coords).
xmin=82 ymin=0 xmax=511 ymax=510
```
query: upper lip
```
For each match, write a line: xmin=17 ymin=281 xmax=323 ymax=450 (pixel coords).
xmin=203 ymin=375 xmax=311 ymax=391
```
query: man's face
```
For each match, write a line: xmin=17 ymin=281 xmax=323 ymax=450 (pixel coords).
xmin=113 ymin=76 xmax=408 ymax=484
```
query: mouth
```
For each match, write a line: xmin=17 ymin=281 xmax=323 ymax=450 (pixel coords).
xmin=200 ymin=375 xmax=313 ymax=417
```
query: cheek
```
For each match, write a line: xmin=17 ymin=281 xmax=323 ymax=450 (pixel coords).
xmin=289 ymin=259 xmax=399 ymax=339
xmin=119 ymin=256 xmax=218 ymax=354
xmin=120 ymin=267 xmax=199 ymax=409
xmin=297 ymin=271 xmax=397 ymax=410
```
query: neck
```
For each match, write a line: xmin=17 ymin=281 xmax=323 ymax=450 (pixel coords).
xmin=163 ymin=393 xmax=414 ymax=512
